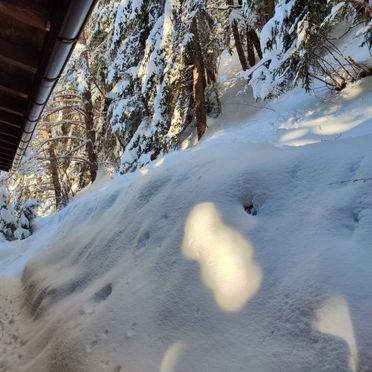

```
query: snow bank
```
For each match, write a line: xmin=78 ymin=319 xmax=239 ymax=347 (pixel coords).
xmin=1 ymin=77 xmax=372 ymax=371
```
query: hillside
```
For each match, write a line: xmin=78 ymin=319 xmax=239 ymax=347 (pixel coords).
xmin=0 ymin=70 xmax=371 ymax=370
xmin=1 ymin=1 xmax=372 ymax=370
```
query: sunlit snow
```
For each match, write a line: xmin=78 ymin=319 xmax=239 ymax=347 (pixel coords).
xmin=1 ymin=47 xmax=372 ymax=372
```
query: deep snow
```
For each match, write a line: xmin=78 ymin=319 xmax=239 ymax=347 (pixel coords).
xmin=1 ymin=67 xmax=372 ymax=371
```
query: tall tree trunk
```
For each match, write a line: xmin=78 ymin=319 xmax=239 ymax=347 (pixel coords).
xmin=227 ymin=0 xmax=248 ymax=71
xmin=264 ymin=0 xmax=275 ymax=21
xmin=246 ymin=28 xmax=256 ymax=67
xmin=82 ymin=89 xmax=98 ymax=183
xmin=206 ymin=67 xmax=217 ymax=84
xmin=191 ymin=17 xmax=207 ymax=140
xmin=46 ymin=126 xmax=64 ymax=209
xmin=81 ymin=30 xmax=98 ymax=183
xmin=250 ymin=29 xmax=262 ymax=59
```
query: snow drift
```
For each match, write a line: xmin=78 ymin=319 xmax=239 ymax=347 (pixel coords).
xmin=1 ymin=76 xmax=372 ymax=371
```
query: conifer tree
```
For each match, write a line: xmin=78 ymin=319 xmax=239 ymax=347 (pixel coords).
xmin=0 ymin=187 xmax=17 ymax=241
xmin=14 ymin=200 xmax=40 ymax=240
xmin=109 ymin=0 xmax=224 ymax=172
xmin=248 ymin=0 xmax=371 ymax=99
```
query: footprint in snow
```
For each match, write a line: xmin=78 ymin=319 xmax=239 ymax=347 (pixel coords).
xmin=126 ymin=322 xmax=137 ymax=338
xmin=92 ymin=283 xmax=113 ymax=304
xmin=80 ymin=283 xmax=113 ymax=317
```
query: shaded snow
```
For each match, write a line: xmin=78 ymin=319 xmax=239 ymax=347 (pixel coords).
xmin=1 ymin=73 xmax=372 ymax=371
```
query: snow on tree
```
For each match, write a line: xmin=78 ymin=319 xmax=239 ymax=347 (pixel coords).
xmin=227 ymin=0 xmax=262 ymax=71
xmin=14 ymin=199 xmax=40 ymax=240
xmin=247 ymin=0 xmax=371 ymax=99
xmin=0 ymin=185 xmax=40 ymax=242
xmin=106 ymin=0 xmax=227 ymax=172
xmin=5 ymin=0 xmax=371 ymax=211
xmin=0 ymin=187 xmax=17 ymax=242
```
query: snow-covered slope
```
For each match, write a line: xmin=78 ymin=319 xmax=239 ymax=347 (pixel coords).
xmin=1 ymin=74 xmax=372 ymax=371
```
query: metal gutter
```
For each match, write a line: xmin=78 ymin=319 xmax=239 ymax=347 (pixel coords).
xmin=12 ymin=0 xmax=97 ymax=169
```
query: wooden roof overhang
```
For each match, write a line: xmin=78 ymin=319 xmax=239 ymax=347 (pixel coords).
xmin=0 ymin=0 xmax=96 ymax=172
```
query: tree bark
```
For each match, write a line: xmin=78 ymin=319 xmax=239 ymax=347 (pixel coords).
xmin=250 ymin=29 xmax=262 ymax=60
xmin=191 ymin=17 xmax=207 ymax=140
xmin=81 ymin=31 xmax=98 ymax=183
xmin=227 ymin=0 xmax=248 ymax=71
xmin=344 ymin=0 xmax=372 ymax=21
xmin=206 ymin=67 xmax=217 ymax=84
xmin=264 ymin=0 xmax=275 ymax=21
xmin=246 ymin=28 xmax=256 ymax=67
xmin=82 ymin=89 xmax=98 ymax=183
xmin=46 ymin=126 xmax=64 ymax=209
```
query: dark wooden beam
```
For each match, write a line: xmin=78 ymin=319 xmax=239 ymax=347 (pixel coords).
xmin=0 ymin=110 xmax=23 ymax=127
xmin=0 ymin=38 xmax=39 ymax=72
xmin=0 ymin=136 xmax=18 ymax=146
xmin=0 ymin=0 xmax=50 ymax=31
xmin=0 ymin=156 xmax=12 ymax=164
xmin=0 ymin=141 xmax=16 ymax=153
xmin=0 ymin=92 xmax=27 ymax=116
xmin=0 ymin=81 xmax=30 ymax=99
xmin=0 ymin=159 xmax=12 ymax=168
xmin=0 ymin=146 xmax=16 ymax=157
xmin=0 ymin=163 xmax=11 ymax=171
xmin=0 ymin=14 xmax=45 ymax=53
xmin=0 ymin=84 xmax=29 ymax=99
xmin=0 ymin=66 xmax=32 ymax=99
xmin=0 ymin=150 xmax=14 ymax=159
xmin=0 ymin=123 xmax=22 ymax=138
xmin=0 ymin=127 xmax=19 ymax=138
xmin=0 ymin=120 xmax=22 ymax=132
xmin=0 ymin=143 xmax=17 ymax=171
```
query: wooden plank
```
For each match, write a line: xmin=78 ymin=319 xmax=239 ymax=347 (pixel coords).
xmin=0 ymin=84 xmax=29 ymax=99
xmin=0 ymin=141 xmax=17 ymax=153
xmin=0 ymin=38 xmax=39 ymax=72
xmin=0 ymin=150 xmax=14 ymax=159
xmin=0 ymin=158 xmax=12 ymax=165
xmin=0 ymin=110 xmax=23 ymax=127
xmin=0 ymin=0 xmax=50 ymax=31
xmin=0 ymin=129 xmax=18 ymax=139
xmin=0 ymin=122 xmax=22 ymax=138
xmin=0 ymin=164 xmax=11 ymax=171
xmin=0 ymin=92 xmax=27 ymax=116
xmin=0 ymin=14 xmax=45 ymax=52
xmin=0 ymin=136 xmax=18 ymax=146
xmin=0 ymin=147 xmax=14 ymax=156
xmin=0 ymin=120 xmax=23 ymax=131
xmin=0 ymin=157 xmax=12 ymax=163
xmin=0 ymin=146 xmax=16 ymax=156
xmin=0 ymin=158 xmax=12 ymax=167
xmin=0 ymin=65 xmax=32 ymax=99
